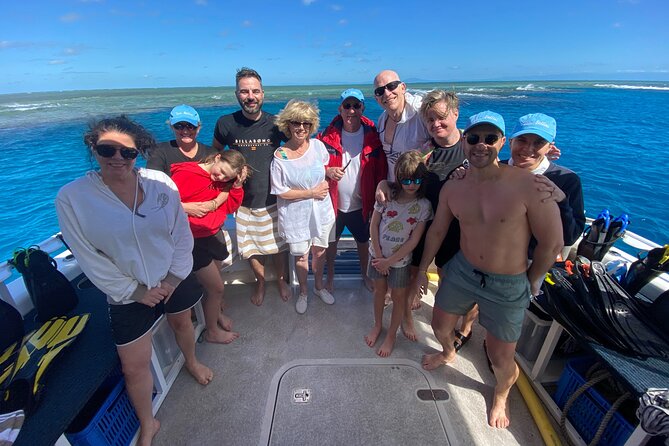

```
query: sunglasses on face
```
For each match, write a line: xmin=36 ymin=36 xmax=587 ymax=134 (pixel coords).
xmin=94 ymin=144 xmax=139 ymax=160
xmin=342 ymin=102 xmax=362 ymax=110
xmin=465 ymin=133 xmax=500 ymax=145
xmin=289 ymin=121 xmax=312 ymax=128
xmin=374 ymin=80 xmax=402 ymax=97
xmin=173 ymin=122 xmax=197 ymax=131
xmin=399 ymin=178 xmax=423 ymax=185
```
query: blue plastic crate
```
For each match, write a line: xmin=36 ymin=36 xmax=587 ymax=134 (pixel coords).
xmin=554 ymin=357 xmax=634 ymax=446
xmin=65 ymin=377 xmax=139 ymax=446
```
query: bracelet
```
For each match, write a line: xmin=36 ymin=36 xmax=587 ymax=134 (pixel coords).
xmin=210 ymin=200 xmax=217 ymax=211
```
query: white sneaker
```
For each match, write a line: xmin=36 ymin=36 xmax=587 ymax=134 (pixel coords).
xmin=314 ymin=287 xmax=335 ymax=305
xmin=296 ymin=294 xmax=308 ymax=314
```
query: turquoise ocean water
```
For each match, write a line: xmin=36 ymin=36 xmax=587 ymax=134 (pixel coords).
xmin=1 ymin=81 xmax=668 ymax=262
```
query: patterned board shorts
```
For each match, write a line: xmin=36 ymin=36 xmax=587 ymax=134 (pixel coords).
xmin=235 ymin=205 xmax=287 ymax=259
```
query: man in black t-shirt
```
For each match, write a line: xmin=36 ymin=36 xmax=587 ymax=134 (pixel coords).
xmin=212 ymin=68 xmax=290 ymax=306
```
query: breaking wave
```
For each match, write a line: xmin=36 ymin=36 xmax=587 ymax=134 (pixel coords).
xmin=594 ymin=83 xmax=669 ymax=91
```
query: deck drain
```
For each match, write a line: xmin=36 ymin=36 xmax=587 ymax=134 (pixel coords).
xmin=416 ymin=389 xmax=449 ymax=401
xmin=292 ymin=388 xmax=311 ymax=403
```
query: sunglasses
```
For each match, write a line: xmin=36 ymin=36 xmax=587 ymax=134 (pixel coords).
xmin=342 ymin=102 xmax=362 ymax=110
xmin=289 ymin=121 xmax=312 ymax=128
xmin=465 ymin=134 xmax=501 ymax=145
xmin=374 ymin=80 xmax=402 ymax=97
xmin=399 ymin=178 xmax=423 ymax=185
xmin=173 ymin=122 xmax=197 ymax=131
xmin=94 ymin=144 xmax=139 ymax=160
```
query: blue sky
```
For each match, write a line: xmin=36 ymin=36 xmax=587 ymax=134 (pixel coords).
xmin=2 ymin=0 xmax=668 ymax=93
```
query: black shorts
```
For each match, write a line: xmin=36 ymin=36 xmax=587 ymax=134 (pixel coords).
xmin=335 ymin=209 xmax=370 ymax=244
xmin=193 ymin=230 xmax=229 ymax=271
xmin=411 ymin=219 xmax=461 ymax=269
xmin=109 ymin=273 xmax=203 ymax=346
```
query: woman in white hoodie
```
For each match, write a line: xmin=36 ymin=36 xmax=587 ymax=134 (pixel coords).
xmin=56 ymin=116 xmax=212 ymax=446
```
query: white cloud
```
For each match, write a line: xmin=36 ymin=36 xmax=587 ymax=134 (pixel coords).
xmin=242 ymin=20 xmax=252 ymax=27
xmin=612 ymin=22 xmax=622 ymax=28
xmin=195 ymin=0 xmax=207 ymax=5
xmin=343 ymin=42 xmax=352 ymax=47
xmin=303 ymin=0 xmax=316 ymax=5
xmin=338 ymin=19 xmax=347 ymax=25
xmin=60 ymin=13 xmax=82 ymax=23
xmin=330 ymin=4 xmax=341 ymax=10
xmin=49 ymin=59 xmax=66 ymax=65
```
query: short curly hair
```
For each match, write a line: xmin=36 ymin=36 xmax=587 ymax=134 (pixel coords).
xmin=419 ymin=90 xmax=459 ymax=121
xmin=84 ymin=115 xmax=155 ymax=157
xmin=274 ymin=99 xmax=320 ymax=139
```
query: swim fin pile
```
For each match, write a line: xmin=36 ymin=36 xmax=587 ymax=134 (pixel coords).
xmin=622 ymin=245 xmax=669 ymax=297
xmin=0 ymin=313 xmax=90 ymax=414
xmin=576 ymin=209 xmax=629 ymax=261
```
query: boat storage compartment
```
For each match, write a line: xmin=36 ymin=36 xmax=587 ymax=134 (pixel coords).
xmin=65 ymin=374 xmax=139 ymax=446
xmin=516 ymin=304 xmax=553 ymax=362
xmin=554 ymin=357 xmax=634 ymax=446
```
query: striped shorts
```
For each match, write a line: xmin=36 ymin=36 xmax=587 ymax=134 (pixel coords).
xmin=235 ymin=205 xmax=287 ymax=259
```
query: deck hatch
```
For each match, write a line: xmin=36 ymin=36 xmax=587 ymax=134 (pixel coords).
xmin=261 ymin=359 xmax=455 ymax=446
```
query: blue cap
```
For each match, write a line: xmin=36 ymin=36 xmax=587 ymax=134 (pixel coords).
xmin=510 ymin=113 xmax=557 ymax=142
xmin=340 ymin=88 xmax=365 ymax=103
xmin=464 ymin=110 xmax=505 ymax=136
xmin=169 ymin=104 xmax=200 ymax=126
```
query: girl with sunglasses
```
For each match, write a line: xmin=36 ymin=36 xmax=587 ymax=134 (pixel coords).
xmin=365 ymin=150 xmax=432 ymax=357
xmin=170 ymin=151 xmax=250 ymax=344
xmin=56 ymin=116 xmax=212 ymax=446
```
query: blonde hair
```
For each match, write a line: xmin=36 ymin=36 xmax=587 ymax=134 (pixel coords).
xmin=420 ymin=90 xmax=459 ymax=121
xmin=203 ymin=150 xmax=253 ymax=179
xmin=275 ymin=99 xmax=320 ymax=138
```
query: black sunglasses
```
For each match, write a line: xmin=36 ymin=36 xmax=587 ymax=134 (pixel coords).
xmin=465 ymin=134 xmax=500 ymax=145
xmin=289 ymin=121 xmax=312 ymax=128
xmin=374 ymin=80 xmax=402 ymax=97
xmin=173 ymin=122 xmax=197 ymax=131
xmin=342 ymin=102 xmax=362 ymax=110
xmin=94 ymin=144 xmax=139 ymax=160
xmin=399 ymin=178 xmax=423 ymax=185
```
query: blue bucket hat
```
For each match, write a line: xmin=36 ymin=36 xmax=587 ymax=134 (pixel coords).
xmin=464 ymin=110 xmax=505 ymax=136
xmin=169 ymin=104 xmax=200 ymax=126
xmin=510 ymin=113 xmax=557 ymax=142
xmin=340 ymin=88 xmax=365 ymax=103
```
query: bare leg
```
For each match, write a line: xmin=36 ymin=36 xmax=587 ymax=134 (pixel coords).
xmin=485 ymin=333 xmax=519 ymax=428
xmin=196 ymin=262 xmax=239 ymax=344
xmin=273 ymin=251 xmax=290 ymax=302
xmin=378 ymin=286 xmax=406 ymax=357
xmin=409 ymin=266 xmax=422 ymax=310
xmin=356 ymin=240 xmax=374 ymax=292
xmin=295 ymin=252 xmax=309 ymax=296
xmin=325 ymin=240 xmax=338 ymax=292
xmin=117 ymin=332 xmax=159 ymax=446
xmin=212 ymin=259 xmax=233 ymax=331
xmin=457 ymin=304 xmax=479 ymax=342
xmin=422 ymin=306 xmax=460 ymax=370
xmin=248 ymin=256 xmax=266 ymax=306
xmin=365 ymin=278 xmax=387 ymax=347
xmin=311 ymin=246 xmax=327 ymax=292
xmin=166 ymin=310 xmax=213 ymax=385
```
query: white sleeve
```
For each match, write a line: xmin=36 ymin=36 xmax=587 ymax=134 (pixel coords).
xmin=55 ymin=191 xmax=141 ymax=303
xmin=270 ymin=158 xmax=291 ymax=195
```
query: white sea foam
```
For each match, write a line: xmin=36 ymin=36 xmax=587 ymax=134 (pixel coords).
xmin=0 ymin=102 xmax=62 ymax=112
xmin=594 ymin=83 xmax=669 ymax=91
xmin=458 ymin=93 xmax=528 ymax=99
xmin=515 ymin=84 xmax=546 ymax=91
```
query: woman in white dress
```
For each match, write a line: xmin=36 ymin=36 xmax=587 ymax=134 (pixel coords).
xmin=271 ymin=100 xmax=336 ymax=314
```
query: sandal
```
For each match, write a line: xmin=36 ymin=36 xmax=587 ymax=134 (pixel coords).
xmin=453 ymin=329 xmax=472 ymax=352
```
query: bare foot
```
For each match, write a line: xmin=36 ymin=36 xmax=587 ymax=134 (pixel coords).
xmin=363 ymin=277 xmax=374 ymax=292
xmin=218 ymin=312 xmax=233 ymax=331
xmin=365 ymin=326 xmax=382 ymax=347
xmin=138 ymin=418 xmax=160 ymax=446
xmin=401 ymin=322 xmax=417 ymax=341
xmin=421 ymin=351 xmax=456 ymax=370
xmin=278 ymin=280 xmax=290 ymax=302
xmin=489 ymin=392 xmax=511 ymax=428
xmin=186 ymin=361 xmax=214 ymax=385
xmin=250 ymin=281 xmax=266 ymax=306
xmin=377 ymin=334 xmax=396 ymax=357
xmin=410 ymin=295 xmax=422 ymax=310
xmin=205 ymin=328 xmax=240 ymax=344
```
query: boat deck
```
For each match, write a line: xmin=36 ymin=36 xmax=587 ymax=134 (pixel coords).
xmin=152 ymin=255 xmax=548 ymax=445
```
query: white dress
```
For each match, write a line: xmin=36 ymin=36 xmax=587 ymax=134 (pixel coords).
xmin=270 ymin=139 xmax=335 ymax=244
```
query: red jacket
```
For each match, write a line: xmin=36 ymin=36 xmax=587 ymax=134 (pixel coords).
xmin=318 ymin=115 xmax=387 ymax=222
xmin=171 ymin=162 xmax=244 ymax=238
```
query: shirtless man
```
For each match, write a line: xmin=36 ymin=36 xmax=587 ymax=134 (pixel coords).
xmin=416 ymin=111 xmax=563 ymax=428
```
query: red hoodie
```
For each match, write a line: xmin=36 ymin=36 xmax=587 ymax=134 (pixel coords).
xmin=171 ymin=162 xmax=243 ymax=238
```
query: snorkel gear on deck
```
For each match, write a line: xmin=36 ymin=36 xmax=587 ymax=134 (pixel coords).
xmin=576 ymin=210 xmax=630 ymax=261
xmin=621 ymin=245 xmax=669 ymax=297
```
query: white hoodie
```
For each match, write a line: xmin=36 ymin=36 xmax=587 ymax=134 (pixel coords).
xmin=56 ymin=168 xmax=193 ymax=304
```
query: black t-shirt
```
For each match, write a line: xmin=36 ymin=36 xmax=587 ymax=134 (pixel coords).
xmin=423 ymin=135 xmax=466 ymax=210
xmin=213 ymin=111 xmax=286 ymax=208
xmin=146 ymin=140 xmax=216 ymax=176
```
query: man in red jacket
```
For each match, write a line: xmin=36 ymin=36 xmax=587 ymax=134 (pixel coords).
xmin=318 ymin=89 xmax=388 ymax=292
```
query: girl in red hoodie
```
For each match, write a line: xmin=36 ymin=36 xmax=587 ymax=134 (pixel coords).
xmin=171 ymin=151 xmax=248 ymax=344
